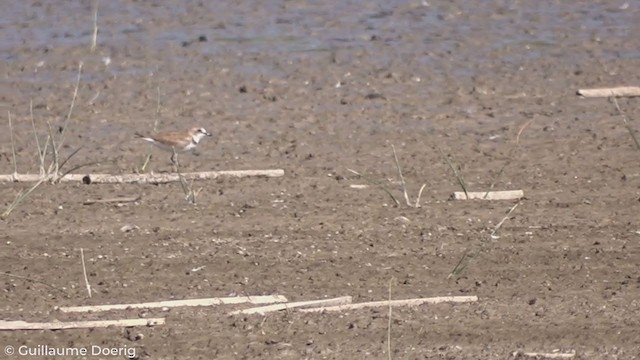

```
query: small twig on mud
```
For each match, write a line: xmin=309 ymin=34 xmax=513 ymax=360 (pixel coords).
xmin=347 ymin=168 xmax=400 ymax=206
xmin=387 ymin=278 xmax=394 ymax=360
xmin=0 ymin=272 xmax=67 ymax=295
xmin=611 ymin=96 xmax=640 ymax=152
xmin=258 ymin=316 xmax=268 ymax=334
xmin=139 ymin=153 xmax=153 ymax=173
xmin=0 ymin=169 xmax=285 ymax=184
xmin=1 ymin=318 xmax=165 ymax=330
xmin=448 ymin=200 xmax=521 ymax=278
xmin=80 ymin=248 xmax=92 ymax=298
xmin=59 ymin=295 xmax=289 ymax=313
xmin=229 ymin=296 xmax=352 ymax=315
xmin=300 ymin=296 xmax=478 ymax=312
xmin=578 ymin=86 xmax=640 ymax=98
xmin=83 ymin=195 xmax=141 ymax=205
xmin=415 ymin=183 xmax=427 ymax=208
xmin=453 ymin=190 xmax=523 ymax=201
xmin=2 ymin=178 xmax=46 ymax=219
xmin=516 ymin=118 xmax=535 ymax=145
xmin=515 ymin=350 xmax=576 ymax=359
xmin=490 ymin=201 xmax=520 ymax=238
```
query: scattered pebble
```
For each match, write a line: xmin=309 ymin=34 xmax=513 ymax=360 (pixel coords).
xmin=120 ymin=224 xmax=139 ymax=233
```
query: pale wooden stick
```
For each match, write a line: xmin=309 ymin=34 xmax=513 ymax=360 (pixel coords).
xmin=490 ymin=201 xmax=520 ymax=237
xmin=229 ymin=296 xmax=352 ymax=315
xmin=349 ymin=184 xmax=369 ymax=189
xmin=451 ymin=190 xmax=523 ymax=200
xmin=0 ymin=272 xmax=66 ymax=294
xmin=515 ymin=351 xmax=576 ymax=359
xmin=516 ymin=118 xmax=536 ymax=145
xmin=577 ymin=86 xmax=640 ymax=98
xmin=83 ymin=196 xmax=141 ymax=205
xmin=0 ymin=169 xmax=285 ymax=184
xmin=58 ymin=295 xmax=288 ymax=313
xmin=387 ymin=279 xmax=393 ymax=360
xmin=415 ymin=183 xmax=426 ymax=208
xmin=80 ymin=248 xmax=92 ymax=298
xmin=0 ymin=318 xmax=164 ymax=331
xmin=300 ymin=296 xmax=478 ymax=313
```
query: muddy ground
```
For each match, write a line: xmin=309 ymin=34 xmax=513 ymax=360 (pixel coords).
xmin=1 ymin=1 xmax=640 ymax=359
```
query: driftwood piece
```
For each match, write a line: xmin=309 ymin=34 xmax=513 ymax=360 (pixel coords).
xmin=300 ymin=295 xmax=478 ymax=313
xmin=58 ymin=295 xmax=288 ymax=313
xmin=0 ymin=318 xmax=164 ymax=330
xmin=577 ymin=86 xmax=640 ymax=98
xmin=0 ymin=169 xmax=285 ymax=184
xmin=451 ymin=190 xmax=524 ymax=200
xmin=514 ymin=350 xmax=576 ymax=359
xmin=83 ymin=196 xmax=141 ymax=205
xmin=229 ymin=296 xmax=353 ymax=315
xmin=349 ymin=184 xmax=369 ymax=189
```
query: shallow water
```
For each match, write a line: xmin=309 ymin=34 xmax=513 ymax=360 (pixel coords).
xmin=2 ymin=1 xmax=636 ymax=75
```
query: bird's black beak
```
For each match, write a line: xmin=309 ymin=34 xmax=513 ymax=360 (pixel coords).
xmin=206 ymin=131 xmax=212 ymax=136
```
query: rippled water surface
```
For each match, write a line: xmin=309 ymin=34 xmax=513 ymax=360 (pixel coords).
xmin=2 ymin=1 xmax=637 ymax=75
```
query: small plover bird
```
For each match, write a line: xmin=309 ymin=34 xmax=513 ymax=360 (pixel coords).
xmin=136 ymin=127 xmax=212 ymax=163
